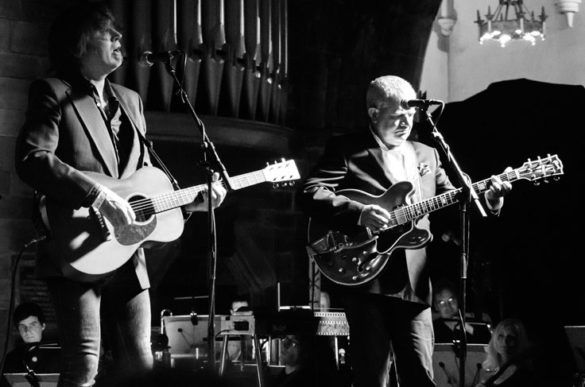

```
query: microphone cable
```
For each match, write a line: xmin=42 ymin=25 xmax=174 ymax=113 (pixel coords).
xmin=0 ymin=235 xmax=46 ymax=377
xmin=438 ymin=361 xmax=457 ymax=386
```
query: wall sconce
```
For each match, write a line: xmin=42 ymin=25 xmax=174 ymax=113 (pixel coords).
xmin=437 ymin=0 xmax=457 ymax=37
xmin=556 ymin=0 xmax=581 ymax=27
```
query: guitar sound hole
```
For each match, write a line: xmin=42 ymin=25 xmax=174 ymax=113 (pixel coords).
xmin=128 ymin=195 xmax=155 ymax=223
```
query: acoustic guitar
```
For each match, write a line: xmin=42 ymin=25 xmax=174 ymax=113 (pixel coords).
xmin=39 ymin=159 xmax=300 ymax=280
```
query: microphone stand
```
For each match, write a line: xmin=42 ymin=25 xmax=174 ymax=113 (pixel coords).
xmin=163 ymin=56 xmax=232 ymax=372
xmin=418 ymin=102 xmax=487 ymax=387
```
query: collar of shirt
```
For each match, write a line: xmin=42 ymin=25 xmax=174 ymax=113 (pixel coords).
xmin=87 ymin=80 xmax=120 ymax=121
xmin=368 ymin=127 xmax=405 ymax=154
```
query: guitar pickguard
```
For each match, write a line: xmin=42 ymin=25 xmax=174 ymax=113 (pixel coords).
xmin=115 ymin=195 xmax=158 ymax=246
xmin=115 ymin=218 xmax=157 ymax=246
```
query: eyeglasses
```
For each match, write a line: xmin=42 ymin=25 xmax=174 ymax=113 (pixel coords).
xmin=281 ymin=337 xmax=299 ymax=349
xmin=436 ymin=297 xmax=457 ymax=308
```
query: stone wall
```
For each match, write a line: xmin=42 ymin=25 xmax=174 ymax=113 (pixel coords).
xmin=0 ymin=0 xmax=78 ymax=362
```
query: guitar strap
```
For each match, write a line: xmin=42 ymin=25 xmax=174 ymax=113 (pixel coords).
xmin=134 ymin=129 xmax=181 ymax=191
xmin=134 ymin=130 xmax=194 ymax=219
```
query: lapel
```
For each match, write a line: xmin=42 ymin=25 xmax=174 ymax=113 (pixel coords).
xmin=67 ymin=87 xmax=119 ymax=178
xmin=110 ymin=84 xmax=144 ymax=178
xmin=364 ymin=131 xmax=397 ymax=187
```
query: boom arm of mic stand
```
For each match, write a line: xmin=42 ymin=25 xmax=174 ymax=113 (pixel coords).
xmin=420 ymin=108 xmax=487 ymax=218
xmin=163 ymin=58 xmax=227 ymax=370
xmin=163 ymin=59 xmax=232 ymax=190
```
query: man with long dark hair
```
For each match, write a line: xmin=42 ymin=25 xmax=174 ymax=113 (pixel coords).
xmin=15 ymin=4 xmax=225 ymax=386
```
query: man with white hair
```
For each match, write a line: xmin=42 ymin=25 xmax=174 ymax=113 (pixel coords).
xmin=301 ymin=75 xmax=510 ymax=386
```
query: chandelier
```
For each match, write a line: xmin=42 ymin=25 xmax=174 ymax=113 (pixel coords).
xmin=475 ymin=0 xmax=547 ymax=47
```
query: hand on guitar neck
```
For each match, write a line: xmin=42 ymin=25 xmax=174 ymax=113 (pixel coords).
xmin=359 ymin=172 xmax=513 ymax=233
xmin=183 ymin=172 xmax=227 ymax=213
xmin=485 ymin=168 xmax=513 ymax=210
xmin=92 ymin=172 xmax=227 ymax=230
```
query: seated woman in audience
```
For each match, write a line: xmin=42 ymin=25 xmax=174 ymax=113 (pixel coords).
xmin=476 ymin=318 xmax=542 ymax=387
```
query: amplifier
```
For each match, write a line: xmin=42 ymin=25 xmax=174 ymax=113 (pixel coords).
xmin=314 ymin=311 xmax=349 ymax=336
xmin=255 ymin=309 xmax=349 ymax=337
xmin=433 ymin=343 xmax=488 ymax=387
xmin=162 ymin=314 xmax=256 ymax=355
xmin=4 ymin=373 xmax=58 ymax=387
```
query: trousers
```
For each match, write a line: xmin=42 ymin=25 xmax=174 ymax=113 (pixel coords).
xmin=47 ymin=261 xmax=153 ymax=387
xmin=344 ymin=293 xmax=435 ymax=387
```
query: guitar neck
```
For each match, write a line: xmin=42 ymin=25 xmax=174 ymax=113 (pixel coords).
xmin=151 ymin=170 xmax=267 ymax=213
xmin=393 ymin=169 xmax=520 ymax=225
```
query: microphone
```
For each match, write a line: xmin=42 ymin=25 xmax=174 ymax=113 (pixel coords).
xmin=401 ymin=98 xmax=443 ymax=109
xmin=138 ymin=49 xmax=183 ymax=67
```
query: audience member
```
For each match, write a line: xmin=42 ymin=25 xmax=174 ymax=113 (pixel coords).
xmin=433 ymin=280 xmax=492 ymax=344
xmin=2 ymin=302 xmax=60 ymax=374
xmin=476 ymin=318 xmax=542 ymax=387
xmin=271 ymin=333 xmax=338 ymax=387
xmin=225 ymin=299 xmax=253 ymax=365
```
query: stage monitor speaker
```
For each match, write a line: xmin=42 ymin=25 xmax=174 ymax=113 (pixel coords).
xmin=162 ymin=315 xmax=225 ymax=356
xmin=433 ymin=343 xmax=488 ymax=387
xmin=564 ymin=325 xmax=585 ymax=373
xmin=3 ymin=373 xmax=58 ymax=387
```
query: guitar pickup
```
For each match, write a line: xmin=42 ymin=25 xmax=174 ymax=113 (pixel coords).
xmin=308 ymin=236 xmax=334 ymax=254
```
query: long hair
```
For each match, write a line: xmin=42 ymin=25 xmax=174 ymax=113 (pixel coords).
xmin=48 ymin=2 xmax=117 ymax=74
xmin=482 ymin=318 xmax=531 ymax=372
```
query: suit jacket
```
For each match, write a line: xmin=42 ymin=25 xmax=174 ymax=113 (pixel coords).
xmin=15 ymin=74 xmax=151 ymax=287
xmin=301 ymin=131 xmax=454 ymax=305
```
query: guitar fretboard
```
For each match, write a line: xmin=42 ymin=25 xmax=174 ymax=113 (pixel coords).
xmin=390 ymin=170 xmax=519 ymax=226
xmin=148 ymin=170 xmax=268 ymax=214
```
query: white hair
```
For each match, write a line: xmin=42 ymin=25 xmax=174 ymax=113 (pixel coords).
xmin=366 ymin=75 xmax=416 ymax=109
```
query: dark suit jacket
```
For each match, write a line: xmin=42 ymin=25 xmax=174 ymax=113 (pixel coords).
xmin=15 ymin=75 xmax=151 ymax=287
xmin=301 ymin=131 xmax=454 ymax=305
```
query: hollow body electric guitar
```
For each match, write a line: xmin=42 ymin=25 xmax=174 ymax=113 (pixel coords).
xmin=306 ymin=155 xmax=563 ymax=286
xmin=40 ymin=160 xmax=300 ymax=280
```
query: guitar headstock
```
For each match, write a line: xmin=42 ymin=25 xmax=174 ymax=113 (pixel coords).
xmin=517 ymin=154 xmax=564 ymax=184
xmin=263 ymin=159 xmax=301 ymax=187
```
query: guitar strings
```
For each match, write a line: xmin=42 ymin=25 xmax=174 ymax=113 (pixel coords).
xmin=127 ymin=159 xmax=547 ymax=218
xmin=125 ymin=166 xmax=291 ymax=216
xmin=390 ymin=170 xmax=518 ymax=225
xmin=125 ymin=177 xmax=239 ymax=214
